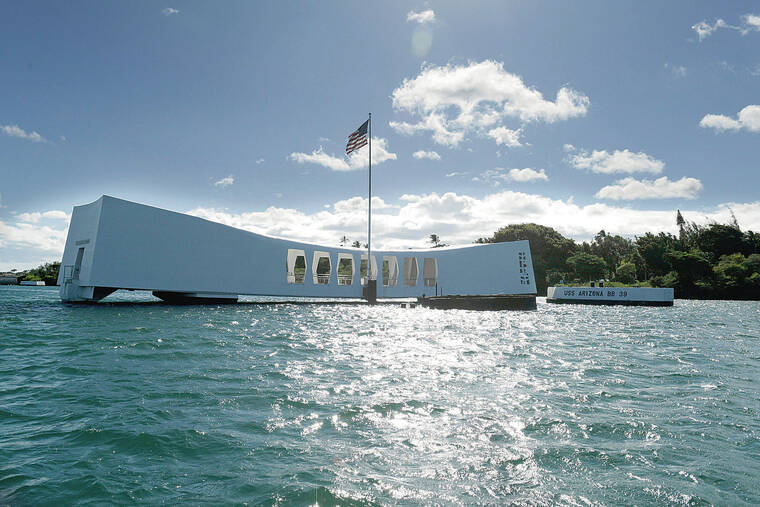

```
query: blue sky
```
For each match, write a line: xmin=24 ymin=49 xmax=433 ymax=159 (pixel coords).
xmin=1 ymin=1 xmax=759 ymax=270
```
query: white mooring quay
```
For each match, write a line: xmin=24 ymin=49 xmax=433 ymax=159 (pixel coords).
xmin=58 ymin=196 xmax=537 ymax=304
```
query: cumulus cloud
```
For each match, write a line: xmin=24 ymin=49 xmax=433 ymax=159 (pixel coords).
xmin=474 ymin=167 xmax=548 ymax=185
xmin=407 ymin=9 xmax=435 ymax=24
xmin=289 ymin=138 xmax=397 ymax=171
xmin=487 ymin=126 xmax=522 ymax=147
xmin=162 ymin=7 xmax=179 ymax=16
xmin=569 ymin=148 xmax=664 ymax=174
xmin=214 ymin=175 xmax=234 ymax=188
xmin=1 ymin=124 xmax=46 ymax=143
xmin=0 ymin=210 xmax=72 ymax=270
xmin=389 ymin=60 xmax=589 ymax=147
xmin=699 ymin=105 xmax=760 ymax=133
xmin=595 ymin=177 xmax=703 ymax=200
xmin=187 ymin=190 xmax=760 ymax=249
xmin=508 ymin=168 xmax=548 ymax=182
xmin=16 ymin=210 xmax=70 ymax=223
xmin=742 ymin=13 xmax=760 ymax=31
xmin=412 ymin=150 xmax=441 ymax=160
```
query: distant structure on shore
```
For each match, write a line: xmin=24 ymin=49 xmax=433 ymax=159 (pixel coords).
xmin=547 ymin=285 xmax=674 ymax=306
xmin=58 ymin=196 xmax=537 ymax=304
xmin=0 ymin=273 xmax=20 ymax=285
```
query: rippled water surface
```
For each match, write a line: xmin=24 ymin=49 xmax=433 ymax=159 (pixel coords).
xmin=1 ymin=285 xmax=759 ymax=505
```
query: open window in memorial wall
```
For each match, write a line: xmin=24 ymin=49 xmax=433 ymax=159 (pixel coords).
xmin=337 ymin=253 xmax=354 ymax=286
xmin=286 ymin=249 xmax=307 ymax=284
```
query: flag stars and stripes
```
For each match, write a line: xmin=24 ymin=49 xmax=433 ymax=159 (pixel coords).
xmin=346 ymin=119 xmax=369 ymax=155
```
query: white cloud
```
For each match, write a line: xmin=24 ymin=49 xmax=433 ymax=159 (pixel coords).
xmin=187 ymin=190 xmax=760 ymax=249
xmin=162 ymin=7 xmax=179 ymax=16
xmin=412 ymin=150 xmax=441 ymax=160
xmin=692 ymin=14 xmax=760 ymax=40
xmin=214 ymin=175 xmax=234 ymax=187
xmin=508 ymin=168 xmax=548 ymax=182
xmin=699 ymin=105 xmax=760 ymax=133
xmin=0 ymin=210 xmax=71 ymax=264
xmin=407 ymin=9 xmax=435 ymax=24
xmin=595 ymin=177 xmax=703 ymax=200
xmin=289 ymin=138 xmax=397 ymax=172
xmin=487 ymin=126 xmax=522 ymax=147
xmin=445 ymin=171 xmax=466 ymax=178
xmin=569 ymin=148 xmax=664 ymax=174
xmin=475 ymin=167 xmax=548 ymax=186
xmin=256 ymin=158 xmax=265 ymax=164
xmin=665 ymin=63 xmax=687 ymax=78
xmin=563 ymin=143 xmax=576 ymax=152
xmin=17 ymin=210 xmax=70 ymax=223
xmin=390 ymin=60 xmax=589 ymax=147
xmin=742 ymin=13 xmax=760 ymax=32
xmin=692 ymin=19 xmax=729 ymax=40
xmin=1 ymin=124 xmax=45 ymax=143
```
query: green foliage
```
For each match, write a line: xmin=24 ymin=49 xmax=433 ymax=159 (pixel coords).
xmin=712 ymin=253 xmax=760 ymax=298
xmin=566 ymin=252 xmax=607 ymax=282
xmin=591 ymin=230 xmax=635 ymax=278
xmin=636 ymin=232 xmax=678 ymax=278
xmin=316 ymin=257 xmax=330 ymax=275
xmin=337 ymin=258 xmax=353 ymax=276
xmin=695 ymin=224 xmax=745 ymax=260
xmin=429 ymin=234 xmax=446 ymax=247
xmin=480 ymin=223 xmax=576 ymax=295
xmin=662 ymin=271 xmax=680 ymax=291
xmin=21 ymin=262 xmax=61 ymax=286
xmin=615 ymin=262 xmax=637 ymax=284
xmin=664 ymin=249 xmax=712 ymax=296
xmin=545 ymin=269 xmax=568 ymax=286
xmin=477 ymin=209 xmax=760 ymax=299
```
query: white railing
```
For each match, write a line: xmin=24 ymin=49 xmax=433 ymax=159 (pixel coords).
xmin=383 ymin=276 xmax=398 ymax=286
xmin=287 ymin=271 xmax=305 ymax=284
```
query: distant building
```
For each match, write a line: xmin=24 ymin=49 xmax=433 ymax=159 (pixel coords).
xmin=0 ymin=274 xmax=19 ymax=285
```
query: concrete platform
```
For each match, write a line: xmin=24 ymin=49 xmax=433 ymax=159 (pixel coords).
xmin=417 ymin=294 xmax=537 ymax=311
xmin=546 ymin=286 xmax=674 ymax=306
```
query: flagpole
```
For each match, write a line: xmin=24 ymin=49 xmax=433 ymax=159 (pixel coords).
xmin=367 ymin=112 xmax=372 ymax=286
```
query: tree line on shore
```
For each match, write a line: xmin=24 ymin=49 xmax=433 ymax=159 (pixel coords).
xmin=475 ymin=211 xmax=760 ymax=300
xmin=4 ymin=262 xmax=62 ymax=286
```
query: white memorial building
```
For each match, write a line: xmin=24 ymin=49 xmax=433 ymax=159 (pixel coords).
xmin=58 ymin=196 xmax=536 ymax=303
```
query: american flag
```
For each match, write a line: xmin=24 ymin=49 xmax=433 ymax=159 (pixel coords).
xmin=346 ymin=119 xmax=369 ymax=155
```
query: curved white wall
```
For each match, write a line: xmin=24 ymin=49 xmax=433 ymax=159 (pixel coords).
xmin=59 ymin=196 xmax=536 ymax=301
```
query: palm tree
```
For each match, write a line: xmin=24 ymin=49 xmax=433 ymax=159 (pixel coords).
xmin=430 ymin=234 xmax=440 ymax=247
xmin=340 ymin=235 xmax=349 ymax=247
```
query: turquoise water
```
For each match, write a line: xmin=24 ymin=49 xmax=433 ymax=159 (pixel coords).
xmin=1 ymin=286 xmax=759 ymax=505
